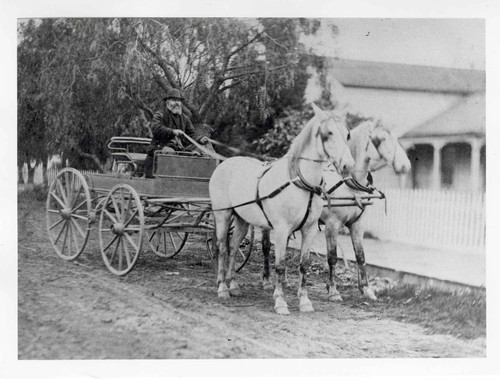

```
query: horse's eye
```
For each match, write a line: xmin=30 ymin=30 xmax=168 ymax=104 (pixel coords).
xmin=347 ymin=132 xmax=351 ymax=141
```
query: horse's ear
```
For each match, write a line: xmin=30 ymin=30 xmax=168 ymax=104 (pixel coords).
xmin=336 ymin=102 xmax=350 ymax=116
xmin=311 ymin=103 xmax=328 ymax=121
xmin=369 ymin=119 xmax=378 ymax=133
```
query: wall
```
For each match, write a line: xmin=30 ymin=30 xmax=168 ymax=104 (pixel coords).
xmin=341 ymin=87 xmax=462 ymax=137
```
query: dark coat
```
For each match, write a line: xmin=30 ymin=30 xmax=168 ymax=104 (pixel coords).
xmin=149 ymin=108 xmax=200 ymax=150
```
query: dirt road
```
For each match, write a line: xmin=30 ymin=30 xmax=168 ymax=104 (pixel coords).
xmin=18 ymin=195 xmax=486 ymax=360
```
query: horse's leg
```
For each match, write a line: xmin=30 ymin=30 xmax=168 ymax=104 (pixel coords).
xmin=261 ymin=229 xmax=273 ymax=290
xmin=273 ymin=227 xmax=290 ymax=315
xmin=214 ymin=210 xmax=232 ymax=299
xmin=324 ymin=217 xmax=343 ymax=302
xmin=226 ymin=214 xmax=249 ymax=297
xmin=350 ymin=222 xmax=377 ymax=301
xmin=283 ymin=236 xmax=291 ymax=289
xmin=297 ymin=223 xmax=317 ymax=313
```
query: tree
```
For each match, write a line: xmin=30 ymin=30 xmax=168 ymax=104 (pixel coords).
xmin=17 ymin=18 xmax=335 ymax=170
xmin=18 ymin=20 xmax=49 ymax=183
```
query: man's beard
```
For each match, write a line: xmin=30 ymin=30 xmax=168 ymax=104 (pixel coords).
xmin=167 ymin=103 xmax=182 ymax=115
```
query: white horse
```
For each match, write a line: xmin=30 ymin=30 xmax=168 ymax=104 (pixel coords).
xmin=209 ymin=104 xmax=355 ymax=315
xmin=260 ymin=120 xmax=411 ymax=301
xmin=321 ymin=120 xmax=411 ymax=301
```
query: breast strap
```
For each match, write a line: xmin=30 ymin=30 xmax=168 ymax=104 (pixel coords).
xmin=256 ymin=165 xmax=319 ymax=232
xmin=255 ymin=165 xmax=275 ymax=229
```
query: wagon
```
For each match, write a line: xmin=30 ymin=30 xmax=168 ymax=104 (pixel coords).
xmin=45 ymin=136 xmax=254 ymax=276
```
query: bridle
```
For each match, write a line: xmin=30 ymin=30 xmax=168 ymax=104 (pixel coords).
xmin=367 ymin=128 xmax=398 ymax=172
xmin=297 ymin=115 xmax=351 ymax=175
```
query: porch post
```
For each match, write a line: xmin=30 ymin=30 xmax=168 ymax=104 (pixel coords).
xmin=470 ymin=138 xmax=482 ymax=192
xmin=431 ymin=141 xmax=444 ymax=190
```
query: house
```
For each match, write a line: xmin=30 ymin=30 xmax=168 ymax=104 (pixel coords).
xmin=321 ymin=58 xmax=486 ymax=192
xmin=400 ymin=94 xmax=485 ymax=192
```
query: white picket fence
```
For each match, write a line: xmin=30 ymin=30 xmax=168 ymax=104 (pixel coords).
xmin=363 ymin=188 xmax=485 ymax=252
xmin=45 ymin=167 xmax=98 ymax=186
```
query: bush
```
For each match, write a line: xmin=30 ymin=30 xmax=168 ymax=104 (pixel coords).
xmin=252 ymin=108 xmax=312 ymax=157
xmin=18 ymin=184 xmax=48 ymax=203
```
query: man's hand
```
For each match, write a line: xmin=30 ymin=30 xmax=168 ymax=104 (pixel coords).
xmin=161 ymin=146 xmax=175 ymax=154
xmin=172 ymin=129 xmax=183 ymax=137
xmin=199 ymin=136 xmax=209 ymax=144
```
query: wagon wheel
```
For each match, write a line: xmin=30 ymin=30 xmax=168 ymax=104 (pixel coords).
xmin=46 ymin=168 xmax=92 ymax=261
xmin=206 ymin=224 xmax=255 ymax=273
xmin=146 ymin=230 xmax=189 ymax=258
xmin=144 ymin=202 xmax=193 ymax=258
xmin=98 ymin=184 xmax=144 ymax=276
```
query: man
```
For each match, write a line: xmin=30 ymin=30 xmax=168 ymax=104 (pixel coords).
xmin=144 ymin=88 xmax=209 ymax=178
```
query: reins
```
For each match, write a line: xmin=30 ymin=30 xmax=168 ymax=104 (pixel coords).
xmin=183 ymin=126 xmax=387 ymax=216
xmin=206 ymin=124 xmax=330 ymax=231
xmin=182 ymin=119 xmax=350 ymax=226
xmin=206 ymin=138 xmax=276 ymax=162
xmin=182 ymin=131 xmax=327 ymax=165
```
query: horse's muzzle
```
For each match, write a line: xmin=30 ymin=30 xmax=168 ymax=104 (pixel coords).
xmin=340 ymin=155 xmax=356 ymax=177
xmin=394 ymin=158 xmax=411 ymax=175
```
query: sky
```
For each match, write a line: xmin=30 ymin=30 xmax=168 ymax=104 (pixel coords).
xmin=303 ymin=18 xmax=485 ymax=70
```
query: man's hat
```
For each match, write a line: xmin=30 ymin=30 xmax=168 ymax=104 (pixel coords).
xmin=163 ymin=88 xmax=184 ymax=101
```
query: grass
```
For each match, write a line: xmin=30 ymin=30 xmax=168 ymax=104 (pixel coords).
xmin=249 ymin=245 xmax=486 ymax=340
xmin=375 ymin=284 xmax=486 ymax=340
xmin=18 ymin=184 xmax=48 ymax=203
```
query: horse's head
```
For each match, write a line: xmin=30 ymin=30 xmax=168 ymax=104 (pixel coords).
xmin=367 ymin=122 xmax=411 ymax=174
xmin=311 ymin=103 xmax=355 ymax=176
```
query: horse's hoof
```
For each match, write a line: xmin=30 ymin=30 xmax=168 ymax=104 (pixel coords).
xmin=218 ymin=290 xmax=230 ymax=299
xmin=362 ymin=286 xmax=377 ymax=301
xmin=262 ymin=279 xmax=274 ymax=291
xmin=299 ymin=299 xmax=314 ymax=313
xmin=229 ymin=285 xmax=242 ymax=297
xmin=274 ymin=298 xmax=290 ymax=315
xmin=328 ymin=294 xmax=343 ymax=302
xmin=275 ymin=306 xmax=290 ymax=315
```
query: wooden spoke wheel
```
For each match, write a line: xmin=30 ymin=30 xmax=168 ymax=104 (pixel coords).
xmin=146 ymin=230 xmax=189 ymax=258
xmin=98 ymin=184 xmax=144 ymax=275
xmin=206 ymin=224 xmax=255 ymax=273
xmin=46 ymin=168 xmax=92 ymax=261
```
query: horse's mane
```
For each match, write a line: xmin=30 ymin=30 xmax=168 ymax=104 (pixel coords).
xmin=287 ymin=116 xmax=316 ymax=161
xmin=286 ymin=115 xmax=318 ymax=179
xmin=350 ymin=120 xmax=377 ymax=157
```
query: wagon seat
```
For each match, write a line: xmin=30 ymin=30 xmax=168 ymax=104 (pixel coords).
xmin=108 ymin=136 xmax=151 ymax=176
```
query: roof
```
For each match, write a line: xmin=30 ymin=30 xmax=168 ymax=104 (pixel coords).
xmin=401 ymin=94 xmax=485 ymax=138
xmin=325 ymin=58 xmax=485 ymax=94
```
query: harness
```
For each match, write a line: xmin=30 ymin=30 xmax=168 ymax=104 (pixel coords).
xmin=325 ymin=176 xmax=370 ymax=196
xmin=252 ymin=162 xmax=321 ymax=231
xmin=213 ymin=161 xmax=322 ymax=232
xmin=322 ymin=175 xmax=386 ymax=229
xmin=206 ymin=114 xmax=348 ymax=231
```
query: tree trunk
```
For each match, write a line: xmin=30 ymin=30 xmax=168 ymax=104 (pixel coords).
xmin=40 ymin=162 xmax=47 ymax=187
xmin=27 ymin=164 xmax=35 ymax=185
xmin=18 ymin=165 xmax=25 ymax=184
xmin=25 ymin=164 xmax=36 ymax=191
xmin=74 ymin=146 xmax=105 ymax=173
